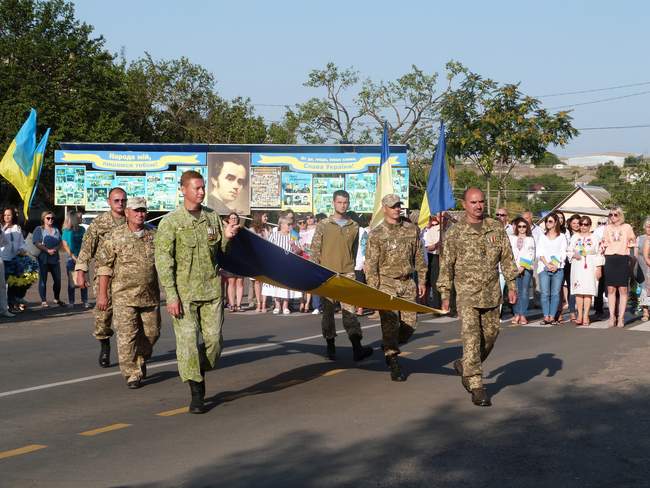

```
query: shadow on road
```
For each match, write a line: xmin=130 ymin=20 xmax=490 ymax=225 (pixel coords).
xmin=486 ymin=353 xmax=563 ymax=397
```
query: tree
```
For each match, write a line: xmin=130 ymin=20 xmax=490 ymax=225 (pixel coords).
xmin=0 ymin=0 xmax=133 ymax=208
xmin=442 ymin=70 xmax=578 ymax=213
xmin=609 ymin=162 xmax=650 ymax=230
xmin=589 ymin=162 xmax=622 ymax=191
xmin=534 ymin=151 xmax=562 ymax=167
xmin=623 ymin=155 xmax=643 ymax=167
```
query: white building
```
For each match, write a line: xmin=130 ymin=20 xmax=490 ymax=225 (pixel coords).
xmin=563 ymin=152 xmax=636 ymax=168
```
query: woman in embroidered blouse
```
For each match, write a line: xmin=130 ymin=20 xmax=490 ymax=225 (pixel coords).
xmin=602 ymin=207 xmax=636 ymax=327
xmin=508 ymin=217 xmax=536 ymax=325
xmin=567 ymin=216 xmax=604 ymax=326
xmin=537 ymin=213 xmax=568 ymax=325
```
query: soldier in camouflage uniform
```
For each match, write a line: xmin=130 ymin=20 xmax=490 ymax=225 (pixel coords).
xmin=365 ymin=194 xmax=427 ymax=381
xmin=96 ymin=197 xmax=160 ymax=389
xmin=75 ymin=187 xmax=127 ymax=368
xmin=437 ymin=188 xmax=518 ymax=407
xmin=310 ymin=190 xmax=373 ymax=362
xmin=155 ymin=171 xmax=239 ymax=414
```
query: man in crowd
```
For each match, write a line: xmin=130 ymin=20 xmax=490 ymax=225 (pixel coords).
xmin=96 ymin=197 xmax=160 ymax=390
xmin=437 ymin=188 xmax=517 ymax=407
xmin=522 ymin=210 xmax=543 ymax=242
xmin=365 ymin=194 xmax=427 ymax=382
xmin=311 ymin=190 xmax=373 ymax=362
xmin=210 ymin=158 xmax=247 ymax=214
xmin=155 ymin=170 xmax=239 ymax=414
xmin=75 ymin=187 xmax=127 ymax=368
xmin=495 ymin=208 xmax=513 ymax=235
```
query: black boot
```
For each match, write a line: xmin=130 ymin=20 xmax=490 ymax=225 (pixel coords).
xmin=386 ymin=355 xmax=406 ymax=382
xmin=471 ymin=388 xmax=491 ymax=407
xmin=350 ymin=335 xmax=373 ymax=361
xmin=188 ymin=380 xmax=206 ymax=414
xmin=98 ymin=339 xmax=110 ymax=368
xmin=326 ymin=338 xmax=336 ymax=360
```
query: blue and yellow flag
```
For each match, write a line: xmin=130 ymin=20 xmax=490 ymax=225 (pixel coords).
xmin=221 ymin=229 xmax=435 ymax=313
xmin=418 ymin=121 xmax=455 ymax=228
xmin=0 ymin=109 xmax=50 ymax=218
xmin=369 ymin=122 xmax=394 ymax=229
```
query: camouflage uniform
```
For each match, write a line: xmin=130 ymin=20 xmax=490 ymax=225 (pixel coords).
xmin=365 ymin=220 xmax=427 ymax=356
xmin=437 ymin=217 xmax=518 ymax=389
xmin=310 ymin=217 xmax=362 ymax=340
xmin=75 ymin=211 xmax=126 ymax=340
xmin=154 ymin=206 xmax=229 ymax=383
xmin=96 ymin=223 xmax=160 ymax=382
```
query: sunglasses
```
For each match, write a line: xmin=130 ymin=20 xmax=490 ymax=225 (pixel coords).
xmin=580 ymin=222 xmax=590 ymax=226
xmin=517 ymin=225 xmax=527 ymax=228
xmin=608 ymin=212 xmax=618 ymax=217
xmin=45 ymin=216 xmax=54 ymax=220
xmin=297 ymin=220 xmax=306 ymax=224
xmin=112 ymin=199 xmax=127 ymax=203
xmin=496 ymin=213 xmax=507 ymax=217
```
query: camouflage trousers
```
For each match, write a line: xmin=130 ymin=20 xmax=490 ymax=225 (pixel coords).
xmin=93 ymin=278 xmax=113 ymax=340
xmin=378 ymin=277 xmax=418 ymax=357
xmin=321 ymin=273 xmax=362 ymax=340
xmin=172 ymin=297 xmax=224 ymax=383
xmin=459 ymin=304 xmax=500 ymax=389
xmin=114 ymin=305 xmax=161 ymax=382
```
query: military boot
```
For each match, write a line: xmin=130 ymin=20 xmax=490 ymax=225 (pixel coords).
xmin=471 ymin=388 xmax=491 ymax=407
xmin=98 ymin=339 xmax=110 ymax=368
xmin=349 ymin=335 xmax=373 ymax=361
xmin=326 ymin=338 xmax=336 ymax=360
xmin=188 ymin=380 xmax=207 ymax=414
xmin=453 ymin=359 xmax=471 ymax=393
xmin=386 ymin=355 xmax=406 ymax=382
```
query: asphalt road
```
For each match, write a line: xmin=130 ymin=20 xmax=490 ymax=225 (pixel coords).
xmin=2 ymin=304 xmax=650 ymax=488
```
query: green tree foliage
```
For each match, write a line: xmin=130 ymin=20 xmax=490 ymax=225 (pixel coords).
xmin=589 ymin=162 xmax=622 ymax=191
xmin=534 ymin=151 xmax=562 ymax=167
xmin=441 ymin=68 xmax=578 ymax=213
xmin=623 ymin=155 xmax=644 ymax=167
xmin=609 ymin=162 xmax=650 ymax=230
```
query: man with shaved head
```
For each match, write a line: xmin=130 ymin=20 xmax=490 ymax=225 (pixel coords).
xmin=437 ymin=188 xmax=518 ymax=407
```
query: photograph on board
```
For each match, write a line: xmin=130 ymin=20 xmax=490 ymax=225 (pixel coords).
xmin=207 ymin=153 xmax=250 ymax=215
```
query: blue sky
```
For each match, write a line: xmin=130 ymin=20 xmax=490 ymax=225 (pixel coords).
xmin=74 ymin=0 xmax=650 ymax=156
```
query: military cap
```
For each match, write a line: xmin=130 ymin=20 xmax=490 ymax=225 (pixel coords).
xmin=381 ymin=194 xmax=403 ymax=207
xmin=126 ymin=197 xmax=147 ymax=210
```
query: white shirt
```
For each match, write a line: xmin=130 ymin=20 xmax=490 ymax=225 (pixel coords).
xmin=536 ymin=233 xmax=568 ymax=274
xmin=355 ymin=227 xmax=368 ymax=271
xmin=508 ymin=235 xmax=536 ymax=268
xmin=0 ymin=225 xmax=26 ymax=261
xmin=422 ymin=225 xmax=441 ymax=254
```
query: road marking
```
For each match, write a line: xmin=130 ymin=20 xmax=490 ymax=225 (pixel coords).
xmin=0 ymin=324 xmax=383 ymax=399
xmin=0 ymin=444 xmax=47 ymax=460
xmin=156 ymin=407 xmax=188 ymax=417
xmin=78 ymin=423 xmax=131 ymax=437
xmin=322 ymin=368 xmax=347 ymax=377
xmin=418 ymin=344 xmax=439 ymax=350
xmin=444 ymin=338 xmax=462 ymax=344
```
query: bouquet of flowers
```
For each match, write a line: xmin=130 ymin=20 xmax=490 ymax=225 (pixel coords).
xmin=5 ymin=254 xmax=39 ymax=288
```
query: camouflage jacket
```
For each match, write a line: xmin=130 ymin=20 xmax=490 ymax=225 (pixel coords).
xmin=310 ymin=216 xmax=359 ymax=273
xmin=75 ymin=212 xmax=126 ymax=273
xmin=364 ymin=220 xmax=427 ymax=289
xmin=154 ymin=205 xmax=229 ymax=303
xmin=95 ymin=224 xmax=160 ymax=307
xmin=437 ymin=216 xmax=518 ymax=308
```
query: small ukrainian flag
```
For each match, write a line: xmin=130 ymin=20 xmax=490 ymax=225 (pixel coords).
xmin=0 ymin=109 xmax=50 ymax=218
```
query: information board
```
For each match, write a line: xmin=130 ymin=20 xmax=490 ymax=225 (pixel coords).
xmin=54 ymin=165 xmax=86 ymax=206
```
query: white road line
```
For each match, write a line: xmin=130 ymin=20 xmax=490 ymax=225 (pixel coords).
xmin=0 ymin=323 xmax=381 ymax=399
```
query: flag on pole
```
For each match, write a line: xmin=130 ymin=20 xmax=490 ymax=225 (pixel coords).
xmin=370 ymin=122 xmax=394 ymax=228
xmin=417 ymin=121 xmax=455 ymax=228
xmin=0 ymin=109 xmax=50 ymax=218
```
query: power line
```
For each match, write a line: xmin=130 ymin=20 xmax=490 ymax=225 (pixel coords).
xmin=546 ymin=89 xmax=650 ymax=110
xmin=536 ymin=81 xmax=650 ymax=98
xmin=577 ymin=124 xmax=650 ymax=131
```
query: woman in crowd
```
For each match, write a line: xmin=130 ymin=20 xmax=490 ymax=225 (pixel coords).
xmin=0 ymin=225 xmax=14 ymax=317
xmin=250 ymin=211 xmax=271 ymax=312
xmin=222 ymin=212 xmax=245 ymax=312
xmin=537 ymin=212 xmax=567 ymax=325
xmin=298 ymin=213 xmax=317 ymax=313
xmin=61 ymin=210 xmax=89 ymax=308
xmin=509 ymin=217 xmax=536 ymax=325
xmin=1 ymin=208 xmax=28 ymax=312
xmin=33 ymin=210 xmax=64 ymax=307
xmin=262 ymin=214 xmax=303 ymax=314
xmin=567 ymin=216 xmax=604 ymax=326
xmin=637 ymin=217 xmax=650 ymax=322
xmin=602 ymin=206 xmax=636 ymax=327
xmin=563 ymin=214 xmax=582 ymax=322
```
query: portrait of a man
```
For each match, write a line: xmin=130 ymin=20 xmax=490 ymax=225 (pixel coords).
xmin=207 ymin=153 xmax=250 ymax=215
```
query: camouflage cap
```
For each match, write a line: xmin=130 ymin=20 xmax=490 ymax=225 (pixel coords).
xmin=381 ymin=194 xmax=403 ymax=207
xmin=126 ymin=197 xmax=147 ymax=210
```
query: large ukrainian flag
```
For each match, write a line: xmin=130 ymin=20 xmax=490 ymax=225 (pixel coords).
xmin=369 ymin=122 xmax=394 ymax=229
xmin=221 ymin=230 xmax=436 ymax=313
xmin=0 ymin=109 xmax=50 ymax=218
